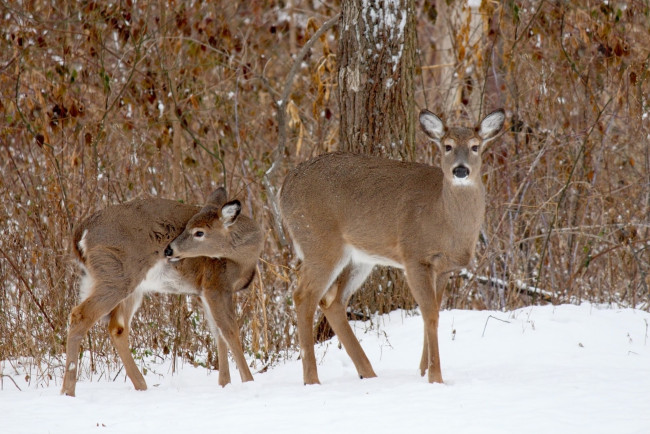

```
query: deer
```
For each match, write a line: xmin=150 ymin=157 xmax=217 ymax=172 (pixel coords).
xmin=61 ymin=187 xmax=264 ymax=396
xmin=279 ymin=109 xmax=505 ymax=385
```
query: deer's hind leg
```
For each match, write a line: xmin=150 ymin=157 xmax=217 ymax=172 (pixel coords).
xmin=62 ymin=249 xmax=135 ymax=396
xmin=293 ymin=246 xmax=351 ymax=385
xmin=319 ymin=262 xmax=377 ymax=380
xmin=108 ymin=290 xmax=146 ymax=391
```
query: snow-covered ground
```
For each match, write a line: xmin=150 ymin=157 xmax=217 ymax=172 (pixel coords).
xmin=2 ymin=304 xmax=649 ymax=433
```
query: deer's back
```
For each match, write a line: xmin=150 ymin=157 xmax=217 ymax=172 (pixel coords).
xmin=73 ymin=198 xmax=199 ymax=264
xmin=281 ymin=152 xmax=443 ymax=215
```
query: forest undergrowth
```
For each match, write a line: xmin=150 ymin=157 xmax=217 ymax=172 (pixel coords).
xmin=1 ymin=1 xmax=648 ymax=386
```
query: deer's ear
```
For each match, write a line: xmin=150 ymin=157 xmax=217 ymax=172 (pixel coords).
xmin=206 ymin=187 xmax=228 ymax=208
xmin=419 ymin=110 xmax=445 ymax=142
xmin=220 ymin=200 xmax=241 ymax=227
xmin=477 ymin=109 xmax=505 ymax=141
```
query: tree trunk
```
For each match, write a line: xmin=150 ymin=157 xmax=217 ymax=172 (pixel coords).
xmin=335 ymin=0 xmax=417 ymax=320
xmin=338 ymin=0 xmax=416 ymax=158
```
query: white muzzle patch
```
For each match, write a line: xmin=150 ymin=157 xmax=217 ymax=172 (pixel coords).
xmin=452 ymin=176 xmax=474 ymax=186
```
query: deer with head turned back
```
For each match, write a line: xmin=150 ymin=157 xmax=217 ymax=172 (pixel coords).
xmin=61 ymin=188 xmax=263 ymax=396
xmin=279 ymin=109 xmax=505 ymax=385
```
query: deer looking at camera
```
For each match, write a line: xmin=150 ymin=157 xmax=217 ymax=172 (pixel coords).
xmin=61 ymin=188 xmax=263 ymax=396
xmin=280 ymin=109 xmax=505 ymax=385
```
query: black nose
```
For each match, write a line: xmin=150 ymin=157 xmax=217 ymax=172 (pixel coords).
xmin=453 ymin=166 xmax=470 ymax=178
xmin=164 ymin=246 xmax=173 ymax=257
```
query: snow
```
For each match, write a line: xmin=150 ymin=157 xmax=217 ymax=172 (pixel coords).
xmin=362 ymin=0 xmax=407 ymax=71
xmin=2 ymin=304 xmax=649 ymax=433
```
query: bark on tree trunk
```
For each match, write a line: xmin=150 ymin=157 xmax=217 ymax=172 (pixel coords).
xmin=338 ymin=0 xmax=416 ymax=159
xmin=330 ymin=0 xmax=417 ymax=324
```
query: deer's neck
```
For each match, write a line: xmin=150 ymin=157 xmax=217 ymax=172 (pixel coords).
xmin=433 ymin=180 xmax=485 ymax=269
xmin=441 ymin=179 xmax=485 ymax=230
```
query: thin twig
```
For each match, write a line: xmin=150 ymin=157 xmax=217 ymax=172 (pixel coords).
xmin=420 ymin=63 xmax=455 ymax=70
xmin=13 ymin=50 xmax=74 ymax=229
xmin=233 ymin=71 xmax=255 ymax=215
xmin=0 ymin=374 xmax=23 ymax=392
xmin=510 ymin=0 xmax=547 ymax=54
xmin=459 ymin=269 xmax=553 ymax=302
xmin=0 ymin=247 xmax=56 ymax=333
xmin=156 ymin=38 xmax=227 ymax=190
xmin=270 ymin=13 xmax=340 ymax=178
xmin=533 ymin=98 xmax=612 ymax=302
xmin=482 ymin=315 xmax=511 ymax=338
xmin=262 ymin=13 xmax=340 ymax=246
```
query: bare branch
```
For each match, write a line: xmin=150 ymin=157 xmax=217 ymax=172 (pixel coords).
xmin=263 ymin=13 xmax=340 ymax=246
xmin=0 ymin=247 xmax=57 ymax=334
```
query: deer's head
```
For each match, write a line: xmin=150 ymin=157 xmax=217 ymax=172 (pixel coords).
xmin=419 ymin=109 xmax=505 ymax=186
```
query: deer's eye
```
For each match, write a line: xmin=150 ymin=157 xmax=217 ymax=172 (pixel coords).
xmin=471 ymin=145 xmax=479 ymax=152
xmin=445 ymin=145 xmax=452 ymax=152
xmin=193 ymin=230 xmax=205 ymax=238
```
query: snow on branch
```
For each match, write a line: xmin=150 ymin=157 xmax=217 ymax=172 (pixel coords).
xmin=361 ymin=0 xmax=407 ymax=73
xmin=458 ymin=269 xmax=554 ymax=302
